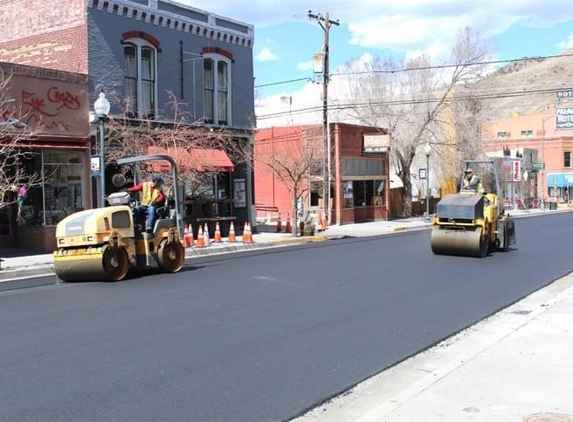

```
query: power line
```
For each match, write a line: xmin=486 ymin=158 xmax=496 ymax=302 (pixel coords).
xmin=255 ymin=85 xmax=570 ymax=120
xmin=255 ymin=77 xmax=312 ymax=88
xmin=255 ymin=53 xmax=573 ymax=91
xmin=332 ymin=54 xmax=573 ymax=76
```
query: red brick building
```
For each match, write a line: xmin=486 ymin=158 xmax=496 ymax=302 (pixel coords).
xmin=255 ymin=123 xmax=391 ymax=225
xmin=0 ymin=0 xmax=89 ymax=74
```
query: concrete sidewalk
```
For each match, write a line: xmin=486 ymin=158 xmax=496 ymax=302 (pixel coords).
xmin=293 ymin=271 xmax=573 ymax=422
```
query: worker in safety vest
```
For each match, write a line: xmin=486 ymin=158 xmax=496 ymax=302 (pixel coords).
xmin=128 ymin=174 xmax=166 ymax=232
xmin=462 ymin=168 xmax=484 ymax=194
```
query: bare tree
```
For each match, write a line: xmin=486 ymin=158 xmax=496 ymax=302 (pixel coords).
xmin=342 ymin=27 xmax=492 ymax=215
xmin=0 ymin=72 xmax=47 ymax=221
xmin=228 ymin=125 xmax=323 ymax=236
xmin=102 ymin=92 xmax=240 ymax=197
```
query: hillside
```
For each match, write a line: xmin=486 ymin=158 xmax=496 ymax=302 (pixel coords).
xmin=472 ymin=47 xmax=573 ymax=119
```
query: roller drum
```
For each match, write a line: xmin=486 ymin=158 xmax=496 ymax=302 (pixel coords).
xmin=54 ymin=245 xmax=130 ymax=282
xmin=430 ymin=226 xmax=488 ymax=258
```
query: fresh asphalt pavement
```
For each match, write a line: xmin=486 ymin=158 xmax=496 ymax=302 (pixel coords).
xmin=0 ymin=212 xmax=572 ymax=421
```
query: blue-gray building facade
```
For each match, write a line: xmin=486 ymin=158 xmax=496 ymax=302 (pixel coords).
xmin=87 ymin=0 xmax=255 ymax=227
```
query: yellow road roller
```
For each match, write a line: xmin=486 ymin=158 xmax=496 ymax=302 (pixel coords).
xmin=53 ymin=154 xmax=186 ymax=281
xmin=430 ymin=160 xmax=516 ymax=258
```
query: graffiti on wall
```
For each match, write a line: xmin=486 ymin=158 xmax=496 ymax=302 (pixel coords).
xmin=21 ymin=86 xmax=81 ymax=132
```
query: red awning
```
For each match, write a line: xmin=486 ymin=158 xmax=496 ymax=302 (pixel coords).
xmin=148 ymin=146 xmax=234 ymax=172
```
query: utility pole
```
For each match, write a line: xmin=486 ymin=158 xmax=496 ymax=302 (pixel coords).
xmin=309 ymin=11 xmax=339 ymax=224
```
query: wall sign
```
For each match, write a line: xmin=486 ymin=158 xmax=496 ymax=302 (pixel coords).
xmin=363 ymin=133 xmax=391 ymax=153
xmin=234 ymin=178 xmax=246 ymax=208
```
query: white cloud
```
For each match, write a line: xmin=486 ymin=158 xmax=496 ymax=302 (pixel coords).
xmin=405 ymin=40 xmax=450 ymax=62
xmin=256 ymin=47 xmax=279 ymax=62
xmin=557 ymin=32 xmax=573 ymax=51
xmin=297 ymin=61 xmax=314 ymax=71
xmin=180 ymin=0 xmax=573 ymax=57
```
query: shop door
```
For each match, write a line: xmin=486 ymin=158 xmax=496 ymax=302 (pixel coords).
xmin=0 ymin=202 xmax=15 ymax=248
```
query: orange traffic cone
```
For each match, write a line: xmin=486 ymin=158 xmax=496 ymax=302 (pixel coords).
xmin=318 ymin=210 xmax=327 ymax=231
xmin=204 ymin=223 xmax=211 ymax=246
xmin=276 ymin=213 xmax=282 ymax=232
xmin=228 ymin=221 xmax=237 ymax=243
xmin=184 ymin=224 xmax=194 ymax=247
xmin=183 ymin=225 xmax=189 ymax=246
xmin=188 ymin=225 xmax=195 ymax=247
xmin=214 ymin=221 xmax=222 ymax=243
xmin=247 ymin=222 xmax=254 ymax=243
xmin=243 ymin=221 xmax=253 ymax=243
xmin=285 ymin=214 xmax=292 ymax=233
xmin=196 ymin=225 xmax=205 ymax=248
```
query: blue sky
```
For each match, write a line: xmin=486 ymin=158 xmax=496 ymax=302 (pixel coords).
xmin=183 ymin=0 xmax=573 ymax=99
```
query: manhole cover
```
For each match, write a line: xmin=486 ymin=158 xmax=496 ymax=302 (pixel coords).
xmin=523 ymin=413 xmax=573 ymax=422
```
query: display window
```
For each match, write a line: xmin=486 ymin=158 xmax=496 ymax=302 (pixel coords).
xmin=344 ymin=179 xmax=386 ymax=208
xmin=18 ymin=150 xmax=87 ymax=226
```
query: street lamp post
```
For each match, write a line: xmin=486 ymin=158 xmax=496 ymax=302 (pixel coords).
xmin=424 ymin=143 xmax=432 ymax=221
xmin=540 ymin=114 xmax=553 ymax=211
xmin=94 ymin=92 xmax=110 ymax=208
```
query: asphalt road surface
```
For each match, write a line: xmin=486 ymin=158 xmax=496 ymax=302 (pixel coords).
xmin=1 ymin=213 xmax=572 ymax=421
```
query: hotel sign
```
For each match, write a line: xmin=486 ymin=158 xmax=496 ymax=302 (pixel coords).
xmin=363 ymin=133 xmax=391 ymax=153
xmin=556 ymin=90 xmax=573 ymax=99
xmin=556 ymin=107 xmax=573 ymax=131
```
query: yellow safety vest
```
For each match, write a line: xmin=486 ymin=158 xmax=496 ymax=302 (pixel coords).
xmin=141 ymin=181 xmax=161 ymax=206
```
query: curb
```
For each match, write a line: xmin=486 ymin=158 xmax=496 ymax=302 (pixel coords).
xmin=184 ymin=235 xmax=329 ymax=256
xmin=0 ymin=236 xmax=330 ymax=285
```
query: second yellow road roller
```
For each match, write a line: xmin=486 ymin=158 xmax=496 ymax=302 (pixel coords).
xmin=53 ymin=154 xmax=186 ymax=282
xmin=430 ymin=160 xmax=516 ymax=258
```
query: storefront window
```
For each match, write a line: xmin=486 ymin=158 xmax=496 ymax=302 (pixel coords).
xmin=343 ymin=181 xmax=354 ymax=208
xmin=18 ymin=150 xmax=86 ymax=226
xmin=347 ymin=179 xmax=386 ymax=207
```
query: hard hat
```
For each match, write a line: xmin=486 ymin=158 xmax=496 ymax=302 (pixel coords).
xmin=152 ymin=174 xmax=164 ymax=183
xmin=465 ymin=168 xmax=473 ymax=173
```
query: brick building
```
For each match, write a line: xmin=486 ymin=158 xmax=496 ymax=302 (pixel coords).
xmin=0 ymin=0 xmax=255 ymax=251
xmin=255 ymin=123 xmax=391 ymax=225
xmin=0 ymin=62 xmax=90 ymax=252
xmin=483 ymin=107 xmax=573 ymax=204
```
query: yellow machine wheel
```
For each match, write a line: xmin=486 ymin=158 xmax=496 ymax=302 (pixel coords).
xmin=157 ymin=239 xmax=185 ymax=273
xmin=102 ymin=245 xmax=130 ymax=281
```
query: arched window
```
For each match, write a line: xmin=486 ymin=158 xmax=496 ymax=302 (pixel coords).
xmin=203 ymin=58 xmax=214 ymax=123
xmin=217 ymin=61 xmax=228 ymax=125
xmin=124 ymin=39 xmax=157 ymax=119
xmin=203 ymin=53 xmax=231 ymax=125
